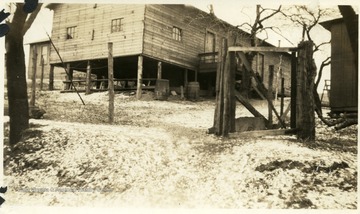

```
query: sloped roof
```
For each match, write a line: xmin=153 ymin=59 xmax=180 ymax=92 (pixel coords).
xmin=320 ymin=14 xmax=359 ymax=31
xmin=25 ymin=38 xmax=50 ymax=45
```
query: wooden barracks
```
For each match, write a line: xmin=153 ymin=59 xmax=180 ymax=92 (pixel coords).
xmin=39 ymin=4 xmax=292 ymax=96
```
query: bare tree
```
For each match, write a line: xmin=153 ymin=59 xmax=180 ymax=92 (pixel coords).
xmin=281 ymin=5 xmax=335 ymax=42
xmin=281 ymin=6 xmax=334 ymax=107
xmin=238 ymin=5 xmax=283 ymax=47
xmin=282 ymin=5 xmax=358 ymax=130
xmin=280 ymin=5 xmax=334 ymax=88
xmin=5 ymin=2 xmax=42 ymax=146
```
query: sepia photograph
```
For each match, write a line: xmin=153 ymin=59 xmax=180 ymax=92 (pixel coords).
xmin=0 ymin=0 xmax=358 ymax=213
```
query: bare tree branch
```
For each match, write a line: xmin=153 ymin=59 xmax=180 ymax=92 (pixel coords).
xmin=314 ymin=40 xmax=331 ymax=52
xmin=315 ymin=57 xmax=331 ymax=90
xmin=22 ymin=3 xmax=43 ymax=36
xmin=258 ymin=6 xmax=282 ymax=23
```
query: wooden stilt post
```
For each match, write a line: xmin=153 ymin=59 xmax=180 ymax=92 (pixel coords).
xmin=184 ymin=69 xmax=188 ymax=87
xmin=65 ymin=63 xmax=72 ymax=90
xmin=49 ymin=65 xmax=54 ymax=90
xmin=108 ymin=42 xmax=114 ymax=124
xmin=268 ymin=65 xmax=274 ymax=127
xmin=157 ymin=61 xmax=162 ymax=79
xmin=136 ymin=55 xmax=143 ymax=99
xmin=40 ymin=56 xmax=45 ymax=91
xmin=86 ymin=60 xmax=92 ymax=94
xmin=194 ymin=70 xmax=198 ymax=82
xmin=290 ymin=51 xmax=297 ymax=128
xmin=296 ymin=41 xmax=316 ymax=140
xmin=183 ymin=69 xmax=188 ymax=98
xmin=280 ymin=77 xmax=285 ymax=116
xmin=30 ymin=46 xmax=37 ymax=107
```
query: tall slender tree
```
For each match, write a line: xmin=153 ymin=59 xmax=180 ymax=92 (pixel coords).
xmin=5 ymin=2 xmax=42 ymax=146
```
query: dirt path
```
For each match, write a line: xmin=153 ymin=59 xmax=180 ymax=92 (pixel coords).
xmin=3 ymin=91 xmax=357 ymax=209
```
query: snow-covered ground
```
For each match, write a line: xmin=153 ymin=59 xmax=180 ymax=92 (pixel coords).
xmin=3 ymin=91 xmax=357 ymax=209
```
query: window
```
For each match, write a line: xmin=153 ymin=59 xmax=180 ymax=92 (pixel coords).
xmin=111 ymin=18 xmax=123 ymax=33
xmin=40 ymin=45 xmax=48 ymax=65
xmin=172 ymin=27 xmax=182 ymax=41
xmin=66 ymin=26 xmax=76 ymax=39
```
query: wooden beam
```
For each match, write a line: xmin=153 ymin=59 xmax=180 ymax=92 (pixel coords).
xmin=213 ymin=40 xmax=225 ymax=136
xmin=184 ymin=69 xmax=188 ymax=87
xmin=228 ymin=46 xmax=297 ymax=53
xmin=108 ymin=42 xmax=114 ymax=124
xmin=229 ymin=128 xmax=297 ymax=138
xmin=40 ymin=56 xmax=45 ymax=91
xmin=30 ymin=46 xmax=37 ymax=107
xmin=280 ymin=78 xmax=285 ymax=116
xmin=86 ymin=60 xmax=92 ymax=95
xmin=157 ymin=61 xmax=162 ymax=79
xmin=49 ymin=65 xmax=54 ymax=91
xmin=136 ymin=55 xmax=143 ymax=99
xmin=268 ymin=65 xmax=274 ymax=127
xmin=237 ymin=51 xmax=286 ymax=128
xmin=222 ymin=54 xmax=231 ymax=137
xmin=290 ymin=51 xmax=297 ymax=129
xmin=229 ymin=51 xmax=236 ymax=132
xmin=234 ymin=90 xmax=268 ymax=123
xmin=236 ymin=51 xmax=252 ymax=72
xmin=280 ymin=102 xmax=291 ymax=122
xmin=65 ymin=63 xmax=72 ymax=90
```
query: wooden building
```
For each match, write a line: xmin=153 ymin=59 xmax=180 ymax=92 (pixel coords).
xmin=27 ymin=38 xmax=66 ymax=89
xmin=320 ymin=16 xmax=358 ymax=113
xmin=48 ymin=4 xmax=292 ymax=95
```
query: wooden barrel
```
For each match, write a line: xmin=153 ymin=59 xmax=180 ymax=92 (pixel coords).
xmin=154 ymin=79 xmax=169 ymax=100
xmin=187 ymin=82 xmax=200 ymax=100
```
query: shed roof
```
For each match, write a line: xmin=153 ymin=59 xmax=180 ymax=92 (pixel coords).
xmin=320 ymin=14 xmax=359 ymax=31
xmin=26 ymin=38 xmax=50 ymax=45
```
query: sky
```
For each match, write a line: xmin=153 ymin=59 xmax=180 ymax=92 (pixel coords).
xmin=1 ymin=0 xmax=359 ymax=92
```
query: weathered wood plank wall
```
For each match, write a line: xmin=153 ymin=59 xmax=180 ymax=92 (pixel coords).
xmin=49 ymin=4 xmax=293 ymax=95
xmin=50 ymin=4 xmax=145 ymax=64
xmin=330 ymin=22 xmax=358 ymax=111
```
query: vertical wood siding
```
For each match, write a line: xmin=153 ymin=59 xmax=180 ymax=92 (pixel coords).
xmin=330 ymin=22 xmax=358 ymax=110
xmin=254 ymin=51 xmax=292 ymax=95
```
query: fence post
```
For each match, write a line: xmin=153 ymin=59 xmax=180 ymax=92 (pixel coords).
xmin=296 ymin=41 xmax=316 ymax=140
xmin=268 ymin=65 xmax=274 ymax=127
xmin=108 ymin=42 xmax=114 ymax=123
xmin=40 ymin=56 xmax=45 ymax=91
xmin=30 ymin=46 xmax=37 ymax=107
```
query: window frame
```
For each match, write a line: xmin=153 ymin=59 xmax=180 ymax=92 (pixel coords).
xmin=111 ymin=18 xmax=124 ymax=33
xmin=172 ymin=26 xmax=182 ymax=41
xmin=66 ymin=26 xmax=77 ymax=40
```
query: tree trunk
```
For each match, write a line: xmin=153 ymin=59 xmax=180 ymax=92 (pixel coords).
xmin=5 ymin=3 xmax=43 ymax=146
xmin=5 ymin=25 xmax=29 ymax=146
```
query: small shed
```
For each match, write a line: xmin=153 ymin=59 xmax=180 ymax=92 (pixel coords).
xmin=27 ymin=38 xmax=66 ymax=89
xmin=320 ymin=16 xmax=358 ymax=114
